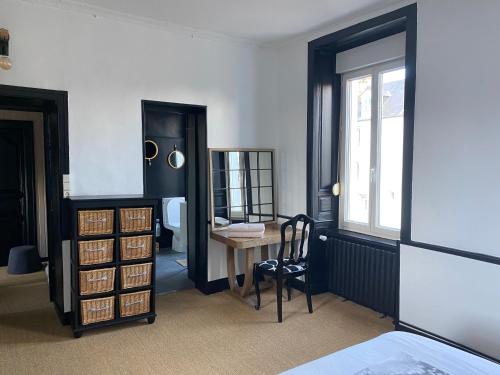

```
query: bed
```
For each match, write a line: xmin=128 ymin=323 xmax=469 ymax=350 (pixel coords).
xmin=281 ymin=332 xmax=499 ymax=375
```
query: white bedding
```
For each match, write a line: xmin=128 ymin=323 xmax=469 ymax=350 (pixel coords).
xmin=282 ymin=332 xmax=499 ymax=375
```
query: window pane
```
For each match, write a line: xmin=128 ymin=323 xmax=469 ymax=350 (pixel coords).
xmin=228 ymin=152 xmax=245 ymax=208
xmin=260 ymin=204 xmax=273 ymax=220
xmin=259 ymin=170 xmax=273 ymax=187
xmin=378 ymin=68 xmax=405 ymax=229
xmin=251 ymin=187 xmax=259 ymax=203
xmin=346 ymin=76 xmax=372 ymax=224
xmin=229 ymin=188 xmax=245 ymax=210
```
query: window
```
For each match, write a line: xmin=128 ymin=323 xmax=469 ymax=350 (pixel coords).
xmin=228 ymin=151 xmax=244 ymax=217
xmin=339 ymin=59 xmax=405 ymax=239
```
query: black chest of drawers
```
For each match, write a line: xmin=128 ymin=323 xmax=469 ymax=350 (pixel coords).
xmin=67 ymin=195 xmax=158 ymax=338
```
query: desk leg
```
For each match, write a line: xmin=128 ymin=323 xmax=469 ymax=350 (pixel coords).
xmin=240 ymin=247 xmax=255 ymax=297
xmin=261 ymin=244 xmax=269 ymax=261
xmin=226 ymin=245 xmax=238 ymax=292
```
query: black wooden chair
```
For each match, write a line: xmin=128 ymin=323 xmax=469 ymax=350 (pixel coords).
xmin=253 ymin=214 xmax=316 ymax=322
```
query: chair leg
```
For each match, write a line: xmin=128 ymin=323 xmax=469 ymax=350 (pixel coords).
xmin=305 ymin=272 xmax=313 ymax=314
xmin=254 ymin=265 xmax=261 ymax=310
xmin=276 ymin=276 xmax=283 ymax=322
xmin=286 ymin=279 xmax=292 ymax=301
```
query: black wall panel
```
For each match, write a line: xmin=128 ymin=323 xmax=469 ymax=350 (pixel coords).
xmin=144 ymin=107 xmax=186 ymax=199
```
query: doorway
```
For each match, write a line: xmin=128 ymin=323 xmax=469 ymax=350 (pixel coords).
xmin=0 ymin=121 xmax=36 ymax=266
xmin=0 ymin=84 xmax=69 ymax=322
xmin=142 ymin=100 xmax=207 ymax=295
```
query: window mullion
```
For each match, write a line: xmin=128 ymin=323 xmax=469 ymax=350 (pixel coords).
xmin=369 ymin=68 xmax=379 ymax=234
xmin=339 ymin=76 xmax=347 ymax=227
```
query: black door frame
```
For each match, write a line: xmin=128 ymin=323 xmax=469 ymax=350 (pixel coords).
xmin=306 ymin=4 xmax=417 ymax=241
xmin=0 ymin=120 xmax=37 ymax=262
xmin=141 ymin=100 xmax=209 ymax=293
xmin=0 ymin=84 xmax=69 ymax=322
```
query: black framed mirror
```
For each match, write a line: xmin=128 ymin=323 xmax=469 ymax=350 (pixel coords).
xmin=167 ymin=145 xmax=185 ymax=169
xmin=209 ymin=149 xmax=276 ymax=230
xmin=144 ymin=139 xmax=158 ymax=166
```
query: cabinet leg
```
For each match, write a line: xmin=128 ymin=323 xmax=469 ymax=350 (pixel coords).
xmin=147 ymin=316 xmax=156 ymax=324
xmin=73 ymin=331 xmax=82 ymax=339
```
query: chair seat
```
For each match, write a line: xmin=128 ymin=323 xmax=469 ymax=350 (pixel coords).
xmin=258 ymin=258 xmax=306 ymax=274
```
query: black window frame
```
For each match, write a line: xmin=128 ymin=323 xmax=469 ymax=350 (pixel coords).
xmin=306 ymin=4 xmax=417 ymax=243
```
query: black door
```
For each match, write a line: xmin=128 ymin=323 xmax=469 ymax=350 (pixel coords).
xmin=185 ymin=112 xmax=208 ymax=284
xmin=0 ymin=121 xmax=36 ymax=266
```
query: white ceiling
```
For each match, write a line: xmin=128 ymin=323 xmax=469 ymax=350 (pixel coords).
xmin=71 ymin=0 xmax=400 ymax=43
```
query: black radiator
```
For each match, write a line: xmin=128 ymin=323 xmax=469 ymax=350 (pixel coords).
xmin=328 ymin=235 xmax=398 ymax=317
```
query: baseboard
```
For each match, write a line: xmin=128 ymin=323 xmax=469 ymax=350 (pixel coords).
xmin=290 ymin=279 xmax=328 ymax=295
xmin=395 ymin=321 xmax=499 ymax=364
xmin=198 ymin=275 xmax=325 ymax=296
xmin=197 ymin=274 xmax=245 ymax=295
xmin=311 ymin=284 xmax=328 ymax=295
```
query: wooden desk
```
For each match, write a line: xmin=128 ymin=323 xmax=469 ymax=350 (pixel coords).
xmin=210 ymin=223 xmax=302 ymax=298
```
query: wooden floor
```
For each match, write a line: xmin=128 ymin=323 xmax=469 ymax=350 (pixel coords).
xmin=0 ymin=268 xmax=392 ymax=374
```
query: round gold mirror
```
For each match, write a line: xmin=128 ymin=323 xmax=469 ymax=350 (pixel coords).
xmin=145 ymin=139 xmax=158 ymax=166
xmin=167 ymin=146 xmax=185 ymax=169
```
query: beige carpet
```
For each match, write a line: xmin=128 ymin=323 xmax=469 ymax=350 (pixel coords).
xmin=0 ymin=268 xmax=392 ymax=375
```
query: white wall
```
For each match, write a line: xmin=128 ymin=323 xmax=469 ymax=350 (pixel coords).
xmin=400 ymin=245 xmax=500 ymax=359
xmin=0 ymin=0 xmax=263 ymax=196
xmin=411 ymin=0 xmax=500 ymax=257
xmin=401 ymin=0 xmax=500 ymax=357
xmin=263 ymin=0 xmax=500 ymax=357
xmin=266 ymin=44 xmax=308 ymax=218
xmin=0 ymin=0 xmax=273 ymax=281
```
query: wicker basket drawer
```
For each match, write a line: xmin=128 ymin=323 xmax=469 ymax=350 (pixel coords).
xmin=120 ymin=235 xmax=153 ymax=260
xmin=78 ymin=239 xmax=114 ymax=265
xmin=120 ymin=290 xmax=151 ymax=317
xmin=121 ymin=263 xmax=152 ymax=289
xmin=119 ymin=207 xmax=152 ymax=233
xmin=79 ymin=267 xmax=116 ymax=295
xmin=78 ymin=210 xmax=114 ymax=236
xmin=80 ymin=296 xmax=115 ymax=325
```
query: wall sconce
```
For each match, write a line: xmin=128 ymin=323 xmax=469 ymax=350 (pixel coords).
xmin=0 ymin=28 xmax=12 ymax=70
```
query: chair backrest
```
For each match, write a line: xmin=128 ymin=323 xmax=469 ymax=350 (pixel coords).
xmin=277 ymin=214 xmax=315 ymax=268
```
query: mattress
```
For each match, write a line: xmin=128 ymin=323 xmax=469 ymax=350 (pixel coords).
xmin=282 ymin=332 xmax=499 ymax=375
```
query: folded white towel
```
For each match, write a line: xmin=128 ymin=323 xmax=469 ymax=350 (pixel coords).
xmin=214 ymin=216 xmax=230 ymax=226
xmin=226 ymin=231 xmax=264 ymax=238
xmin=227 ymin=223 xmax=265 ymax=233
